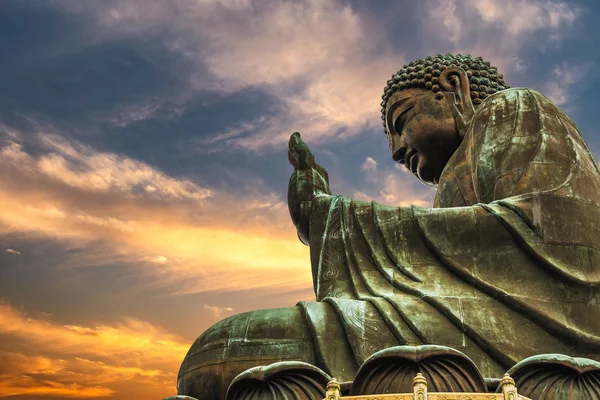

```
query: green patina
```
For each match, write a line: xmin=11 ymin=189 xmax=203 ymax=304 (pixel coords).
xmin=175 ymin=54 xmax=600 ymax=400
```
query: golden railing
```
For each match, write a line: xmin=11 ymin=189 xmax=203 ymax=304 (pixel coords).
xmin=324 ymin=373 xmax=531 ymax=400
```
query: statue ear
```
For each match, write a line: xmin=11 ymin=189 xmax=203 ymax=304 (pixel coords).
xmin=439 ymin=67 xmax=475 ymax=139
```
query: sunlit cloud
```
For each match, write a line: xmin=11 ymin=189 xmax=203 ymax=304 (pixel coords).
xmin=144 ymin=255 xmax=169 ymax=264
xmin=60 ymin=0 xmax=584 ymax=151
xmin=50 ymin=0 xmax=585 ymax=152
xmin=544 ymin=62 xmax=592 ymax=108
xmin=472 ymin=0 xmax=578 ymax=35
xmin=427 ymin=0 xmax=579 ymax=44
xmin=0 ymin=122 xmax=21 ymax=141
xmin=54 ymin=0 xmax=405 ymax=150
xmin=0 ymin=130 xmax=311 ymax=295
xmin=203 ymin=304 xmax=235 ymax=320
xmin=0 ymin=301 xmax=190 ymax=398
xmin=423 ymin=0 xmax=580 ymax=79
xmin=5 ymin=249 xmax=20 ymax=255
xmin=0 ymin=301 xmax=190 ymax=361
xmin=355 ymin=162 xmax=436 ymax=208
xmin=361 ymin=157 xmax=378 ymax=172
xmin=33 ymin=134 xmax=212 ymax=200
xmin=0 ymin=374 xmax=116 ymax=399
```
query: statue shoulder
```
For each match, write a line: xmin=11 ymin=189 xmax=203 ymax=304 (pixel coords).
xmin=478 ymin=87 xmax=557 ymax=112
xmin=470 ymin=87 xmax=573 ymax=142
xmin=468 ymin=87 xmax=579 ymax=202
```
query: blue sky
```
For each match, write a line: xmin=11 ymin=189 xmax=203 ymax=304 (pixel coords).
xmin=0 ymin=0 xmax=598 ymax=398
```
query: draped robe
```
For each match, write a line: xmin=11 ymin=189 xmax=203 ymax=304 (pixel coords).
xmin=298 ymin=88 xmax=600 ymax=380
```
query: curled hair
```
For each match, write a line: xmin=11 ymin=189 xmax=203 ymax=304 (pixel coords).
xmin=381 ymin=53 xmax=510 ymax=131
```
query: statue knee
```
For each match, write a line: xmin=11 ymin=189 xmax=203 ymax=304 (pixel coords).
xmin=177 ymin=306 xmax=315 ymax=399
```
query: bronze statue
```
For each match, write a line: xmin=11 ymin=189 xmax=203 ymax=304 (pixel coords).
xmin=176 ymin=54 xmax=600 ymax=399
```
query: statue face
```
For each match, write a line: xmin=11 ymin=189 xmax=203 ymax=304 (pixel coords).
xmin=385 ymin=88 xmax=462 ymax=185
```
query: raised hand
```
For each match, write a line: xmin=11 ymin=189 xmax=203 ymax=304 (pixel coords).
xmin=287 ymin=132 xmax=331 ymax=245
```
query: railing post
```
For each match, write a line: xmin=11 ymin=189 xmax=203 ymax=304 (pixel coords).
xmin=500 ymin=373 xmax=519 ymax=400
xmin=326 ymin=378 xmax=341 ymax=400
xmin=413 ymin=373 xmax=428 ymax=400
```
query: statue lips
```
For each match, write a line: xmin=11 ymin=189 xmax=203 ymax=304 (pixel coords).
xmin=405 ymin=148 xmax=418 ymax=172
xmin=394 ymin=146 xmax=429 ymax=183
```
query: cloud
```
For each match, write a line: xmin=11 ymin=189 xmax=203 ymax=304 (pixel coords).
xmin=355 ymin=162 xmax=436 ymax=208
xmin=544 ymin=62 xmax=591 ymax=107
xmin=0 ymin=301 xmax=190 ymax=360
xmin=512 ymin=57 xmax=527 ymax=74
xmin=6 ymin=249 xmax=20 ymax=255
xmin=0 ymin=301 xmax=190 ymax=398
xmin=188 ymin=0 xmax=581 ymax=150
xmin=0 ymin=123 xmax=21 ymax=141
xmin=32 ymin=134 xmax=212 ymax=201
xmin=101 ymin=98 xmax=187 ymax=129
xmin=44 ymin=0 xmax=586 ymax=154
xmin=143 ymin=255 xmax=168 ymax=264
xmin=0 ymin=373 xmax=115 ymax=398
xmin=422 ymin=0 xmax=581 ymax=78
xmin=472 ymin=0 xmax=578 ymax=35
xmin=107 ymin=101 xmax=162 ymax=128
xmin=428 ymin=0 xmax=463 ymax=44
xmin=0 ymin=129 xmax=311 ymax=295
xmin=361 ymin=157 xmax=378 ymax=172
xmin=430 ymin=0 xmax=579 ymax=42
xmin=54 ymin=0 xmax=405 ymax=150
xmin=203 ymin=304 xmax=235 ymax=320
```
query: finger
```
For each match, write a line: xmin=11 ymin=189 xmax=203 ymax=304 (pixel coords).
xmin=288 ymin=132 xmax=314 ymax=169
xmin=289 ymin=132 xmax=308 ymax=157
xmin=288 ymin=132 xmax=302 ymax=154
xmin=287 ymin=147 xmax=298 ymax=166
xmin=288 ymin=132 xmax=302 ymax=166
xmin=289 ymin=131 xmax=302 ymax=144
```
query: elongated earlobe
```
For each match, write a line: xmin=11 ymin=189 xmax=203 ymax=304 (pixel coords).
xmin=439 ymin=67 xmax=475 ymax=139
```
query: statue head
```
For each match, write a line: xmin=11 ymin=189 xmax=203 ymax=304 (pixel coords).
xmin=381 ymin=54 xmax=509 ymax=185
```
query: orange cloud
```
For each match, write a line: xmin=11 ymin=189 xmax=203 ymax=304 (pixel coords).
xmin=0 ymin=374 xmax=115 ymax=398
xmin=0 ymin=301 xmax=190 ymax=398
xmin=0 ymin=302 xmax=190 ymax=363
xmin=203 ymin=304 xmax=235 ymax=320
xmin=0 ymin=133 xmax=312 ymax=295
xmin=0 ymin=129 xmax=434 ymax=296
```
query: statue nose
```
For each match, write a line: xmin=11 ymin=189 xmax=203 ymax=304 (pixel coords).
xmin=392 ymin=145 xmax=407 ymax=163
xmin=391 ymin=132 xmax=406 ymax=157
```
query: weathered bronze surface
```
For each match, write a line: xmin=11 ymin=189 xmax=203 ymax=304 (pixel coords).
xmin=349 ymin=345 xmax=487 ymax=395
xmin=176 ymin=54 xmax=600 ymax=399
xmin=325 ymin=370 xmax=531 ymax=400
xmin=225 ymin=361 xmax=330 ymax=399
xmin=503 ymin=354 xmax=600 ymax=399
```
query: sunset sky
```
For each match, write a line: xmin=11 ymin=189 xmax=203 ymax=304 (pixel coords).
xmin=1 ymin=0 xmax=599 ymax=398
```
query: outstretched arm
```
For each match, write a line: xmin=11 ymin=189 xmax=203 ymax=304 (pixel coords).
xmin=287 ymin=132 xmax=331 ymax=245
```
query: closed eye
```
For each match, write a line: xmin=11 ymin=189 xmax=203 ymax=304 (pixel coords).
xmin=394 ymin=105 xmax=414 ymax=134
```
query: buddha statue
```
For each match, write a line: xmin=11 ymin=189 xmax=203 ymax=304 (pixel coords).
xmin=176 ymin=54 xmax=600 ymax=399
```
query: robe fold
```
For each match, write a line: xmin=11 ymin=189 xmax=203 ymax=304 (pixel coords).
xmin=297 ymin=88 xmax=600 ymax=380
